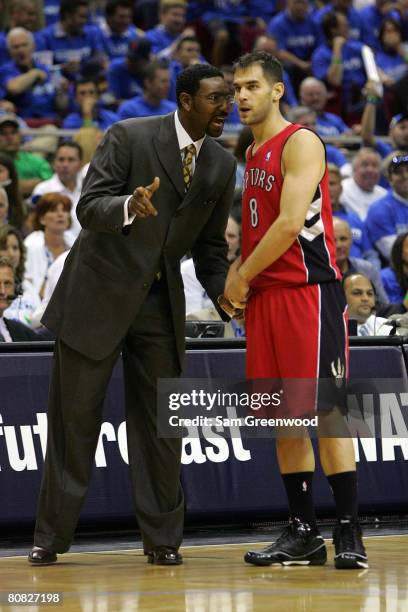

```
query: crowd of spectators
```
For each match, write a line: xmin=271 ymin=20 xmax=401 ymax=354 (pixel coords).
xmin=0 ymin=0 xmax=407 ymax=339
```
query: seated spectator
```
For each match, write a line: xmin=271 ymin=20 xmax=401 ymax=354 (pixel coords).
xmin=287 ymin=106 xmax=351 ymax=176
xmin=145 ymin=1 xmax=191 ymax=57
xmin=0 ymin=0 xmax=43 ymax=63
xmin=182 ymin=214 xmax=240 ymax=314
xmin=0 ymin=152 xmax=26 ymax=230
xmin=253 ymin=34 xmax=298 ymax=110
xmin=0 ymin=114 xmax=52 ymax=198
xmin=376 ymin=18 xmax=408 ymax=89
xmin=31 ymin=142 xmax=83 ymax=239
xmin=340 ymin=148 xmax=387 ymax=220
xmin=30 ymin=250 xmax=69 ymax=328
xmin=24 ymin=193 xmax=72 ymax=298
xmin=0 ymin=255 xmax=41 ymax=341
xmin=313 ymin=0 xmax=363 ymax=42
xmin=299 ymin=76 xmax=351 ymax=137
xmin=118 ymin=62 xmax=176 ymax=119
xmin=361 ymin=88 xmax=408 ymax=158
xmin=381 ymin=231 xmax=408 ymax=304
xmin=63 ymin=78 xmax=119 ymax=130
xmin=334 ymin=217 xmax=388 ymax=304
xmin=359 ymin=0 xmax=403 ymax=52
xmin=168 ymin=36 xmax=202 ymax=102
xmin=37 ymin=0 xmax=103 ymax=81
xmin=365 ymin=154 xmax=408 ymax=262
xmin=0 ymin=28 xmax=67 ymax=120
xmin=343 ymin=272 xmax=393 ymax=335
xmin=329 ymin=165 xmax=367 ymax=256
xmin=268 ymin=0 xmax=319 ymax=92
xmin=311 ymin=11 xmax=366 ymax=122
xmin=0 ymin=224 xmax=40 ymax=325
xmin=107 ymin=38 xmax=152 ymax=102
xmin=96 ymin=0 xmax=143 ymax=60
xmin=0 ymin=187 xmax=8 ymax=227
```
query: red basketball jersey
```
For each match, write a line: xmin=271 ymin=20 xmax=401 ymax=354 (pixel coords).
xmin=241 ymin=123 xmax=341 ymax=289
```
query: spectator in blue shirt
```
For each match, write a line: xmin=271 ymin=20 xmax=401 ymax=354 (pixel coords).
xmin=312 ymin=11 xmax=366 ymax=121
xmin=299 ymin=76 xmax=351 ymax=137
xmin=360 ymin=0 xmax=403 ymax=52
xmin=63 ymin=78 xmax=119 ymax=130
xmin=381 ymin=231 xmax=408 ymax=303
xmin=313 ymin=0 xmax=363 ymax=43
xmin=0 ymin=0 xmax=44 ymax=64
xmin=37 ymin=0 xmax=103 ymax=81
xmin=145 ymin=1 xmax=191 ymax=57
xmin=288 ymin=106 xmax=352 ymax=176
xmin=168 ymin=36 xmax=202 ymax=102
xmin=365 ymin=154 xmax=408 ymax=262
xmin=0 ymin=28 xmax=66 ymax=120
xmin=118 ymin=62 xmax=176 ymax=119
xmin=376 ymin=18 xmax=408 ymax=88
xmin=107 ymin=38 xmax=152 ymax=103
xmin=268 ymin=0 xmax=320 ymax=91
xmin=96 ymin=0 xmax=143 ymax=60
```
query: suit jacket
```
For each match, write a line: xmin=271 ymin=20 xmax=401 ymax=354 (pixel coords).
xmin=42 ymin=113 xmax=236 ymax=361
xmin=4 ymin=318 xmax=41 ymax=341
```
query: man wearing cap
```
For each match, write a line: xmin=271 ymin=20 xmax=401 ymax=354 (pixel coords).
xmin=0 ymin=114 xmax=52 ymax=197
xmin=107 ymin=38 xmax=152 ymax=102
xmin=365 ymin=154 xmax=408 ymax=261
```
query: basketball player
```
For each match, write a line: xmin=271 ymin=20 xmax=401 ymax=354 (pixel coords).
xmin=225 ymin=51 xmax=368 ymax=569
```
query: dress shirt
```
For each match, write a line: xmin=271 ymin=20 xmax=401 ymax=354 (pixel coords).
xmin=124 ymin=111 xmax=206 ymax=225
xmin=0 ymin=316 xmax=12 ymax=342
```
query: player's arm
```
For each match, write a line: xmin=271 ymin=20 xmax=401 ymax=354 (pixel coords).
xmin=239 ymin=129 xmax=326 ymax=282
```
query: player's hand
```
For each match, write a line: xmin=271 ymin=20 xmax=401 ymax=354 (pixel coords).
xmin=224 ymin=257 xmax=249 ymax=308
xmin=217 ymin=294 xmax=245 ymax=319
xmin=128 ymin=177 xmax=160 ymax=219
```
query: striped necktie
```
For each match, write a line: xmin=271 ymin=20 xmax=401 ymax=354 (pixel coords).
xmin=182 ymin=144 xmax=196 ymax=191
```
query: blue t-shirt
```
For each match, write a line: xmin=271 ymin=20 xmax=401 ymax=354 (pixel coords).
xmin=145 ymin=26 xmax=177 ymax=54
xmin=376 ymin=50 xmax=408 ymax=83
xmin=118 ymin=97 xmax=176 ymax=119
xmin=36 ymin=22 xmax=103 ymax=69
xmin=316 ymin=112 xmax=349 ymax=137
xmin=268 ymin=11 xmax=319 ymax=61
xmin=326 ymin=143 xmax=348 ymax=169
xmin=312 ymin=41 xmax=366 ymax=104
xmin=313 ymin=4 xmax=362 ymax=42
xmin=333 ymin=207 xmax=367 ymax=258
xmin=365 ymin=191 xmax=408 ymax=251
xmin=107 ymin=58 xmax=144 ymax=100
xmin=381 ymin=266 xmax=404 ymax=302
xmin=199 ymin=0 xmax=246 ymax=23
xmin=43 ymin=0 xmax=60 ymax=27
xmin=0 ymin=61 xmax=57 ymax=118
xmin=95 ymin=21 xmax=140 ymax=59
xmin=62 ymin=108 xmax=119 ymax=130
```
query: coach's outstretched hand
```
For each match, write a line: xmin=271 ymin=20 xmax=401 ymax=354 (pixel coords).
xmin=224 ymin=257 xmax=249 ymax=309
xmin=128 ymin=176 xmax=160 ymax=218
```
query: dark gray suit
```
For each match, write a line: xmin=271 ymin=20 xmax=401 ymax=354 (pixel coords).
xmin=33 ymin=113 xmax=236 ymax=554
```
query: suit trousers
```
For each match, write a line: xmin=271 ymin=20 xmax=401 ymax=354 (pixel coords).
xmin=34 ymin=282 xmax=184 ymax=553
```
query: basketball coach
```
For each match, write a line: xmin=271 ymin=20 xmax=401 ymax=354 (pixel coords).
xmin=29 ymin=64 xmax=236 ymax=566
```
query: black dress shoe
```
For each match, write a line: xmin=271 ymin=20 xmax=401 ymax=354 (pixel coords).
xmin=28 ymin=546 xmax=57 ymax=565
xmin=147 ymin=546 xmax=182 ymax=565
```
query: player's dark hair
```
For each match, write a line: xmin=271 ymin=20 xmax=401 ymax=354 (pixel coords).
xmin=233 ymin=51 xmax=283 ymax=84
xmin=60 ymin=0 xmax=88 ymax=19
xmin=391 ymin=232 xmax=408 ymax=293
xmin=106 ymin=0 xmax=133 ymax=17
xmin=176 ymin=64 xmax=223 ymax=106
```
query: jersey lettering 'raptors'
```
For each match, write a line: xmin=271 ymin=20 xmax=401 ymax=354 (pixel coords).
xmin=241 ymin=123 xmax=341 ymax=288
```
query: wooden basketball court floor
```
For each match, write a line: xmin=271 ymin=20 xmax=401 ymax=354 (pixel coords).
xmin=0 ymin=532 xmax=407 ymax=611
